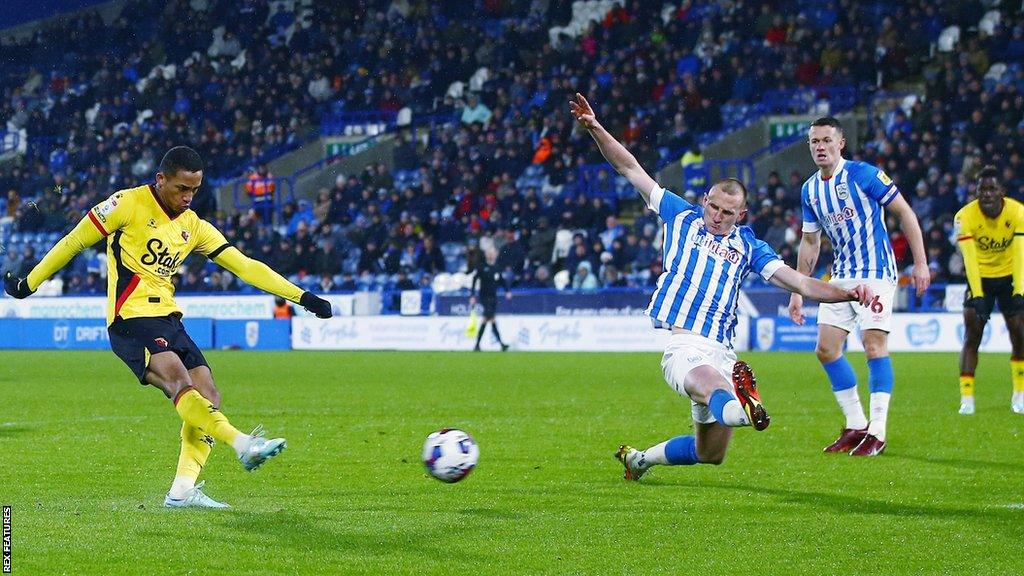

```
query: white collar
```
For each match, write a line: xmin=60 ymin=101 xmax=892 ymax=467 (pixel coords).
xmin=818 ymin=157 xmax=846 ymax=181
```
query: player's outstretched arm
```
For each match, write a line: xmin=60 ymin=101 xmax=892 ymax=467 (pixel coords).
xmin=4 ymin=214 xmax=106 ymax=298
xmin=770 ymin=265 xmax=874 ymax=306
xmin=886 ymin=195 xmax=930 ymax=296
xmin=787 ymin=230 xmax=822 ymax=325
xmin=212 ymin=247 xmax=332 ymax=318
xmin=569 ymin=93 xmax=658 ymax=206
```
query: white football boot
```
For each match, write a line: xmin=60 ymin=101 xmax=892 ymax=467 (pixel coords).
xmin=164 ymin=481 xmax=230 ymax=509
xmin=238 ymin=424 xmax=287 ymax=471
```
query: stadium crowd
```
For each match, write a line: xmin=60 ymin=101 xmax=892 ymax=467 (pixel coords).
xmin=1 ymin=0 xmax=1021 ymax=304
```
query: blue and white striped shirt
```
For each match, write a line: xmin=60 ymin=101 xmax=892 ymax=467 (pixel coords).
xmin=645 ymin=186 xmax=784 ymax=346
xmin=801 ymin=158 xmax=899 ymax=283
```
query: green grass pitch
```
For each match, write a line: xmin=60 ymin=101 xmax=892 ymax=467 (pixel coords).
xmin=1 ymin=350 xmax=1022 ymax=575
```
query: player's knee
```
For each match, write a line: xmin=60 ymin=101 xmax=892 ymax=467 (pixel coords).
xmin=861 ymin=334 xmax=888 ymax=358
xmin=815 ymin=346 xmax=840 ymax=364
xmin=862 ymin=343 xmax=888 ymax=358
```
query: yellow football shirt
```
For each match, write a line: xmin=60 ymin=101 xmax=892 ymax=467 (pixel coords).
xmin=954 ymin=198 xmax=1024 ymax=279
xmin=26 ymin=183 xmax=308 ymax=325
xmin=84 ymin=184 xmax=232 ymax=324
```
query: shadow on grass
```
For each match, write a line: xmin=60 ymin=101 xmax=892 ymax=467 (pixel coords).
xmin=664 ymin=479 xmax=1022 ymax=523
xmin=889 ymin=452 xmax=1024 ymax=474
xmin=211 ymin=510 xmax=490 ymax=562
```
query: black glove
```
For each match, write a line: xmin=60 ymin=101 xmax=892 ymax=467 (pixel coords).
xmin=300 ymin=291 xmax=332 ymax=318
xmin=965 ymin=296 xmax=991 ymax=322
xmin=4 ymin=271 xmax=34 ymax=299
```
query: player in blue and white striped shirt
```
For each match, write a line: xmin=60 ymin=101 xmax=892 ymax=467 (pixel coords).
xmin=570 ymin=94 xmax=875 ymax=480
xmin=788 ymin=117 xmax=930 ymax=457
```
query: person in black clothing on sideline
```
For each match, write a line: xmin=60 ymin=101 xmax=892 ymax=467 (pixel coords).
xmin=469 ymin=248 xmax=512 ymax=351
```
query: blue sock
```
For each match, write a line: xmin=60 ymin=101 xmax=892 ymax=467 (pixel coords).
xmin=867 ymin=356 xmax=894 ymax=393
xmin=823 ymin=356 xmax=858 ymax=392
xmin=708 ymin=389 xmax=735 ymax=424
xmin=664 ymin=435 xmax=700 ymax=465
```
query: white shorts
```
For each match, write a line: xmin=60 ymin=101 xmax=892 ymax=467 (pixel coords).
xmin=817 ymin=278 xmax=896 ymax=333
xmin=661 ymin=333 xmax=737 ymax=424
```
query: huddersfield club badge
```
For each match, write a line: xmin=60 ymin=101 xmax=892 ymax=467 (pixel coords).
xmin=181 ymin=230 xmax=190 ymax=242
xmin=836 ymin=182 xmax=849 ymax=200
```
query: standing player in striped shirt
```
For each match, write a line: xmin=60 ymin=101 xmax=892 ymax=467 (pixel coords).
xmin=570 ymin=94 xmax=875 ymax=480
xmin=788 ymin=117 xmax=930 ymax=457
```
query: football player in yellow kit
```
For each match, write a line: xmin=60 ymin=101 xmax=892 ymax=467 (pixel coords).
xmin=4 ymin=146 xmax=334 ymax=508
xmin=953 ymin=165 xmax=1024 ymax=415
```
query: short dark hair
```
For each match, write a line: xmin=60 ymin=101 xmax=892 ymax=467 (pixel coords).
xmin=810 ymin=116 xmax=844 ymax=136
xmin=159 ymin=146 xmax=203 ymax=176
xmin=977 ymin=165 xmax=999 ymax=182
xmin=716 ymin=178 xmax=748 ymax=206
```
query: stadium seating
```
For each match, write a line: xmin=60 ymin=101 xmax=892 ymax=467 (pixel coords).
xmin=0 ymin=0 xmax=1019 ymax=306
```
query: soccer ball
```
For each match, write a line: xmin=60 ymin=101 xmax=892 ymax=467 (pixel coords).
xmin=422 ymin=428 xmax=479 ymax=483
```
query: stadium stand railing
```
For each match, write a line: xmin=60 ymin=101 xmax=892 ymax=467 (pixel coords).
xmin=656 ymin=84 xmax=861 ymax=172
xmin=229 ymin=133 xmax=386 ymax=215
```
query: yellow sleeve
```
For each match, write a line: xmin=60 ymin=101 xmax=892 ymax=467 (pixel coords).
xmin=190 ymin=219 xmax=304 ymax=302
xmin=212 ymin=246 xmax=305 ymax=303
xmin=193 ymin=218 xmax=230 ymax=257
xmin=1014 ymin=208 xmax=1024 ymax=295
xmin=954 ymin=213 xmax=983 ymax=297
xmin=26 ymin=213 xmax=107 ymax=291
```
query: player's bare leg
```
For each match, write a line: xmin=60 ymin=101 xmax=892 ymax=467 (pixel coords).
xmin=693 ymin=421 xmax=732 ymax=464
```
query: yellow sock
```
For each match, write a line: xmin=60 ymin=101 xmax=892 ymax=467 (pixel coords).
xmin=1012 ymin=359 xmax=1024 ymax=393
xmin=959 ymin=374 xmax=975 ymax=397
xmin=176 ymin=422 xmax=214 ymax=480
xmin=173 ymin=388 xmax=242 ymax=447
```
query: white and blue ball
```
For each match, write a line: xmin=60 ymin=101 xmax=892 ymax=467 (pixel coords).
xmin=422 ymin=428 xmax=479 ymax=483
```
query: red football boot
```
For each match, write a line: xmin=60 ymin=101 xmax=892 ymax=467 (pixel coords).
xmin=732 ymin=361 xmax=770 ymax=431
xmin=850 ymin=433 xmax=886 ymax=457
xmin=823 ymin=428 xmax=868 ymax=453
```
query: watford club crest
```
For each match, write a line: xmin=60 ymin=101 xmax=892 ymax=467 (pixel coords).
xmin=154 ymin=337 xmax=168 ymax=347
xmin=181 ymin=230 xmax=190 ymax=242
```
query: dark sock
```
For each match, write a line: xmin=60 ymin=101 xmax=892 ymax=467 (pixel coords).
xmin=475 ymin=321 xmax=487 ymax=348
